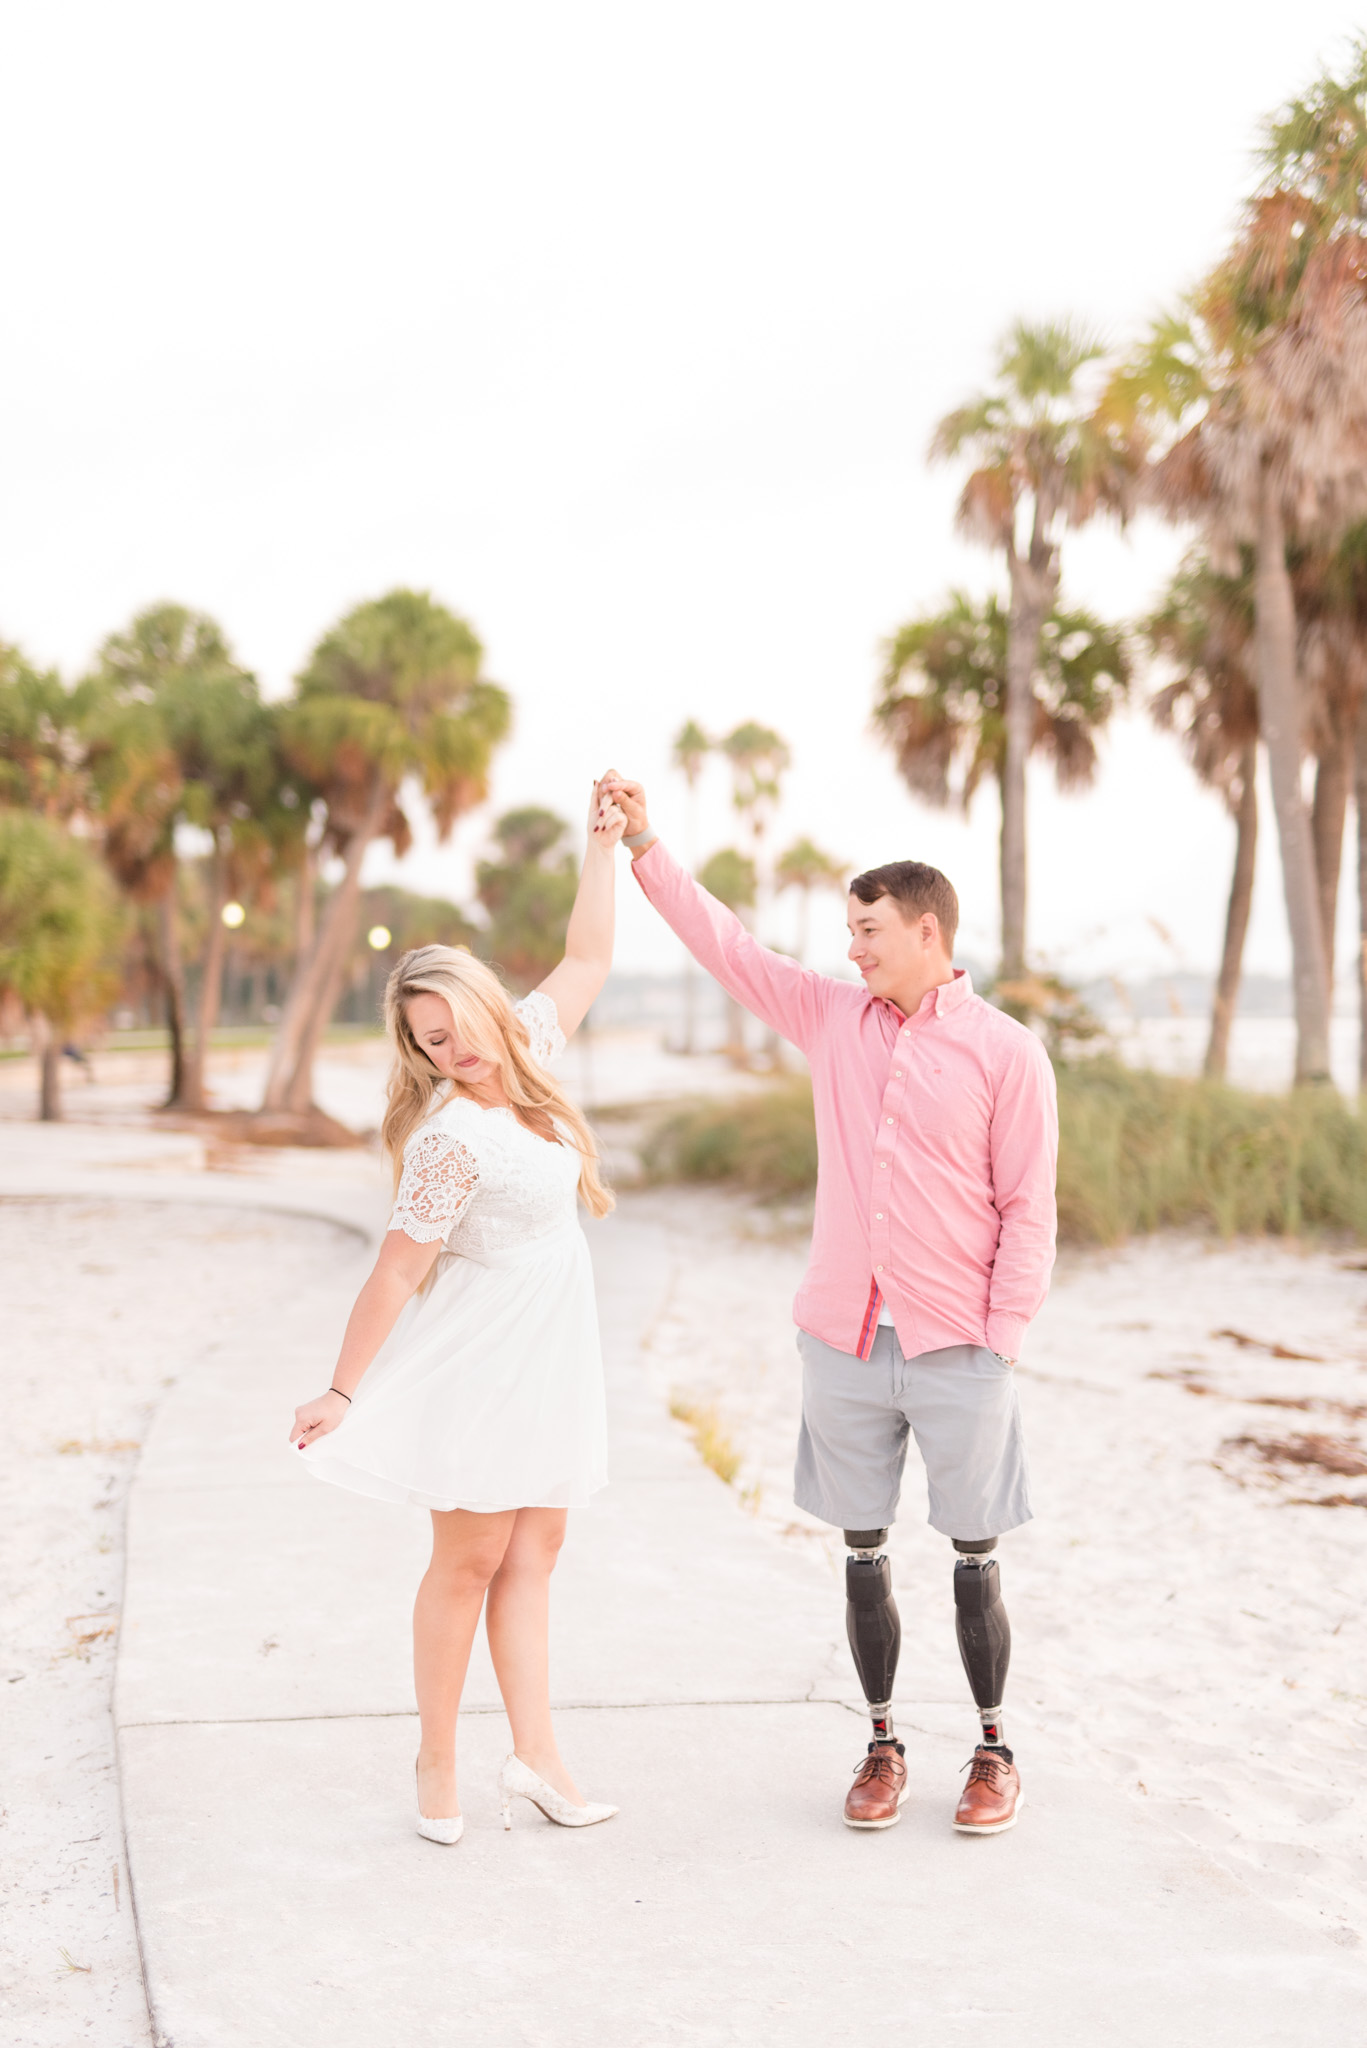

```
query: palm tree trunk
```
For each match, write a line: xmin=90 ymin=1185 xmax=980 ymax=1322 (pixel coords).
xmin=1001 ymin=532 xmax=1054 ymax=985
xmin=294 ymin=842 xmax=316 ymax=965
xmin=1356 ymin=704 xmax=1367 ymax=1094
xmin=723 ymin=993 xmax=748 ymax=1066
xmin=1203 ymin=743 xmax=1258 ymax=1080
xmin=32 ymin=1013 xmax=61 ymax=1121
xmin=1311 ymin=747 xmax=1351 ymax=991
xmin=1254 ymin=477 xmax=1332 ymax=1085
xmin=271 ymin=788 xmax=390 ymax=1114
xmin=261 ymin=794 xmax=384 ymax=1112
xmin=181 ymin=840 xmax=230 ymax=1113
xmin=157 ymin=889 xmax=188 ymax=1108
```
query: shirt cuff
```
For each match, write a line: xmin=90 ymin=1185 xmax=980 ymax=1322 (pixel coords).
xmin=629 ymin=838 xmax=666 ymax=882
xmin=985 ymin=1313 xmax=1026 ymax=1360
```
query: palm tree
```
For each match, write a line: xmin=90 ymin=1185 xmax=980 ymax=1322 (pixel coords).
xmin=1145 ymin=556 xmax=1260 ymax=1078
xmin=0 ymin=810 xmax=122 ymax=1120
xmin=79 ymin=605 xmax=251 ymax=1106
xmin=1358 ymin=705 xmax=1367 ymax=1091
xmin=0 ymin=645 xmax=88 ymax=821
xmin=776 ymin=837 xmax=846 ymax=963
xmin=263 ymin=590 xmax=511 ymax=1115
xmin=719 ymin=723 xmax=790 ymax=878
xmin=930 ymin=322 xmax=1137 ymax=980
xmin=719 ymin=723 xmax=790 ymax=1063
xmin=168 ymin=676 xmax=294 ymax=1111
xmin=474 ymin=808 xmax=578 ymax=991
xmin=697 ymin=847 xmax=756 ymax=1063
xmin=873 ymin=590 xmax=1130 ymax=998
xmin=672 ymin=720 xmax=711 ymax=1051
xmin=1294 ymin=524 xmax=1367 ymax=988
xmin=1113 ymin=52 xmax=1367 ymax=1084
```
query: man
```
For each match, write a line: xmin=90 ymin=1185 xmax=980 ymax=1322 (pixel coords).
xmin=601 ymin=773 xmax=1057 ymax=1835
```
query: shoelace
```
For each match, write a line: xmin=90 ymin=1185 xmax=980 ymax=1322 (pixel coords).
xmin=854 ymin=1750 xmax=901 ymax=1787
xmin=961 ymin=1751 xmax=1008 ymax=1788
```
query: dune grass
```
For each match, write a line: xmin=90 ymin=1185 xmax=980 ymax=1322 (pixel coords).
xmin=642 ymin=1062 xmax=1367 ymax=1246
xmin=668 ymin=1395 xmax=742 ymax=1485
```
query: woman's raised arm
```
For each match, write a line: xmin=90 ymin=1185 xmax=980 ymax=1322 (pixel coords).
xmin=534 ymin=779 xmax=626 ymax=1040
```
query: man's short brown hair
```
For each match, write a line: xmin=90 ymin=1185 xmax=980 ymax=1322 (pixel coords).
xmin=848 ymin=860 xmax=959 ymax=952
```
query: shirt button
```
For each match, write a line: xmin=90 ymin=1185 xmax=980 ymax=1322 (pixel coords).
xmin=886 ymin=1116 xmax=895 ymax=1124
xmin=875 ymin=1212 xmax=884 ymax=1219
xmin=879 ymin=1160 xmax=888 ymax=1168
xmin=894 ymin=1070 xmax=902 ymax=1077
xmin=876 ymin=1264 xmax=884 ymax=1272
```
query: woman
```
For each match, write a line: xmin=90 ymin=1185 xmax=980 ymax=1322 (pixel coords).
xmin=290 ymin=783 xmax=627 ymax=1845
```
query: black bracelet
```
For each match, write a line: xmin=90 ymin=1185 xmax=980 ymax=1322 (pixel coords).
xmin=329 ymin=1387 xmax=352 ymax=1404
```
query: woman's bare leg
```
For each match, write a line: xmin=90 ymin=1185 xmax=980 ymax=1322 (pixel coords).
xmin=484 ymin=1507 xmax=583 ymax=1803
xmin=414 ymin=1508 xmax=516 ymax=1818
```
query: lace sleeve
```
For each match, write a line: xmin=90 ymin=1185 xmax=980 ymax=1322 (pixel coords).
xmin=515 ymin=989 xmax=566 ymax=1067
xmin=389 ymin=1126 xmax=480 ymax=1244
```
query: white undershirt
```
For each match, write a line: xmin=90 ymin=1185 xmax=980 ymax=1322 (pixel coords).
xmin=876 ymin=1297 xmax=894 ymax=1326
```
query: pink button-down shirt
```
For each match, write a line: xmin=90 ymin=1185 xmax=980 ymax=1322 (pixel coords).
xmin=633 ymin=841 xmax=1058 ymax=1362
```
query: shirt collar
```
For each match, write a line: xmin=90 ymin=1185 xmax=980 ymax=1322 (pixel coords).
xmin=878 ymin=967 xmax=974 ymax=1026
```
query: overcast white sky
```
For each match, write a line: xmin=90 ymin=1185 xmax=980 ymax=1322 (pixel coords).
xmin=2 ymin=2 xmax=1364 ymax=980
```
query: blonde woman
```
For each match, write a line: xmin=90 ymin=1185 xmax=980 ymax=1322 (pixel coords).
xmin=290 ymin=784 xmax=627 ymax=1845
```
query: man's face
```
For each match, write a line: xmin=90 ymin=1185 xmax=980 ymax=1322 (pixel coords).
xmin=846 ymin=893 xmax=945 ymax=1002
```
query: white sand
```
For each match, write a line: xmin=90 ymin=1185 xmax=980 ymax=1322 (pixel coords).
xmin=638 ymin=1189 xmax=1367 ymax=1950
xmin=0 ymin=1198 xmax=358 ymax=2048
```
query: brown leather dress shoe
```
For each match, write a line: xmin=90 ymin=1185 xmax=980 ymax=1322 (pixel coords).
xmin=953 ymin=1745 xmax=1023 ymax=1834
xmin=843 ymin=1740 xmax=909 ymax=1829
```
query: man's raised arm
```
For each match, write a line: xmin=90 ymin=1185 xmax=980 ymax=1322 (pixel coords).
xmin=601 ymin=772 xmax=832 ymax=1054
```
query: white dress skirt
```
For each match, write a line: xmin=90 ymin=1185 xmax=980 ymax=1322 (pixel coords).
xmin=301 ymin=991 xmax=608 ymax=1514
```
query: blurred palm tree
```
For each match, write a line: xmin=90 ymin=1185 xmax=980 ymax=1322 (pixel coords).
xmin=672 ymin=719 xmax=711 ymax=1051
xmin=79 ymin=604 xmax=258 ymax=1107
xmin=1293 ymin=524 xmax=1367 ymax=994
xmin=698 ymin=847 xmax=757 ymax=1063
xmin=776 ymin=837 xmax=845 ymax=963
xmin=719 ymin=724 xmax=790 ymax=1063
xmin=264 ymin=590 xmax=511 ymax=1114
xmin=0 ymin=644 xmax=88 ymax=821
xmin=474 ymin=808 xmax=577 ymax=992
xmin=1145 ymin=556 xmax=1259 ymax=1079
xmin=874 ymin=590 xmax=1129 ymax=994
xmin=0 ymin=810 xmax=123 ymax=1120
xmin=931 ymin=322 xmax=1137 ymax=980
xmin=1109 ymin=48 xmax=1367 ymax=1084
xmin=719 ymin=723 xmax=790 ymax=873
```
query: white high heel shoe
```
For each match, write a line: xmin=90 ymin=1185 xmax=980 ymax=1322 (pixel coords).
xmin=415 ymin=1760 xmax=464 ymax=1846
xmin=498 ymin=1753 xmax=618 ymax=1830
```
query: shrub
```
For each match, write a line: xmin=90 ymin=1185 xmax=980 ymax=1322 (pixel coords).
xmin=642 ymin=1061 xmax=1367 ymax=1244
xmin=642 ymin=1076 xmax=819 ymax=1199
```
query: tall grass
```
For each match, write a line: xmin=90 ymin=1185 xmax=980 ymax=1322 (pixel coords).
xmin=1054 ymin=1061 xmax=1367 ymax=1243
xmin=642 ymin=1063 xmax=1367 ymax=1245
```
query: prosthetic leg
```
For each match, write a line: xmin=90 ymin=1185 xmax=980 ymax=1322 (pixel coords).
xmin=841 ymin=1527 xmax=908 ymax=1827
xmin=844 ymin=1529 xmax=901 ymax=1743
xmin=952 ymin=1537 xmax=1010 ymax=1750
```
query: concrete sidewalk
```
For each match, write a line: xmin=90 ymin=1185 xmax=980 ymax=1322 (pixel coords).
xmin=113 ymin=1196 xmax=1365 ymax=2047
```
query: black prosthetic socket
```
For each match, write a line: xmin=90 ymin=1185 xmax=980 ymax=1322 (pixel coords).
xmin=953 ymin=1549 xmax=1010 ymax=1748
xmin=844 ymin=1528 xmax=900 ymax=1742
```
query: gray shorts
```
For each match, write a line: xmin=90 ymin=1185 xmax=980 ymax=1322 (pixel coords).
xmin=793 ymin=1326 xmax=1032 ymax=1541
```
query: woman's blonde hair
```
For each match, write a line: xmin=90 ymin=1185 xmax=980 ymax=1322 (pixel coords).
xmin=381 ymin=945 xmax=614 ymax=1220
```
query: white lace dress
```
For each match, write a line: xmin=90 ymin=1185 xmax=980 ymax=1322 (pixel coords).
xmin=301 ymin=992 xmax=607 ymax=1513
